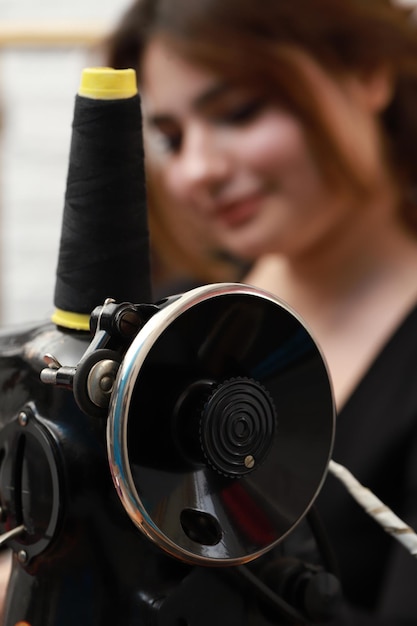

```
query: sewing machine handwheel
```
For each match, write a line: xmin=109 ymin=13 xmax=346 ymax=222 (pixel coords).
xmin=107 ymin=283 xmax=335 ymax=566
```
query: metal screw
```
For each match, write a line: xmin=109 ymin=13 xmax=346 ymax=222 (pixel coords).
xmin=17 ymin=549 xmax=28 ymax=564
xmin=18 ymin=411 xmax=28 ymax=427
xmin=244 ymin=455 xmax=255 ymax=469
xmin=118 ymin=309 xmax=143 ymax=337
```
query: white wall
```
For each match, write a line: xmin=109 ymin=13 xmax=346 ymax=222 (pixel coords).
xmin=0 ymin=1 xmax=131 ymax=327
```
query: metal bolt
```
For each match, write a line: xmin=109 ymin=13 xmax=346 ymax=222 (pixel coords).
xmin=17 ymin=549 xmax=28 ymax=564
xmin=18 ymin=411 xmax=28 ymax=427
xmin=244 ymin=455 xmax=255 ymax=469
xmin=87 ymin=360 xmax=119 ymax=408
xmin=99 ymin=375 xmax=114 ymax=393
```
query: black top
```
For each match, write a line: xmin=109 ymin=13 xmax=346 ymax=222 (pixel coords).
xmin=316 ymin=303 xmax=417 ymax=624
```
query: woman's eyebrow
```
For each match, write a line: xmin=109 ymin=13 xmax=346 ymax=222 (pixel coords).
xmin=193 ymin=82 xmax=231 ymax=110
xmin=146 ymin=112 xmax=175 ymax=130
xmin=146 ymin=82 xmax=232 ymax=129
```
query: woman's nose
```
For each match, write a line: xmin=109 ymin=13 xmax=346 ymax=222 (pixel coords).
xmin=178 ymin=124 xmax=231 ymax=195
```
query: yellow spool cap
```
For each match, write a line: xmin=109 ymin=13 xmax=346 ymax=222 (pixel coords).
xmin=51 ymin=308 xmax=91 ymax=332
xmin=78 ymin=67 xmax=137 ymax=100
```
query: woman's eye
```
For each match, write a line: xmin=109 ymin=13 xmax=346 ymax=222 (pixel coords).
xmin=218 ymin=99 xmax=264 ymax=125
xmin=161 ymin=133 xmax=182 ymax=153
xmin=152 ymin=130 xmax=182 ymax=155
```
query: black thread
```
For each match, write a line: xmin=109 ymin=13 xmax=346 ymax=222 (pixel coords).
xmin=54 ymin=93 xmax=152 ymax=314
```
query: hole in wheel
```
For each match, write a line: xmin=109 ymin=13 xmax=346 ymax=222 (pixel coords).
xmin=180 ymin=508 xmax=223 ymax=546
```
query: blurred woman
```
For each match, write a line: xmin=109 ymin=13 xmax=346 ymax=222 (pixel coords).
xmin=105 ymin=1 xmax=417 ymax=622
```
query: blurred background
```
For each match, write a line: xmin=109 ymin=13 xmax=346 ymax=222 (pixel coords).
xmin=0 ymin=0 xmax=131 ymax=326
xmin=1 ymin=0 xmax=417 ymax=327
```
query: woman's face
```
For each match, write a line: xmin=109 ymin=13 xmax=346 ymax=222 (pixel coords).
xmin=141 ymin=39 xmax=390 ymax=262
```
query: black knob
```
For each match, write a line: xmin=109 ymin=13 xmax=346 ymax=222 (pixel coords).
xmin=200 ymin=377 xmax=277 ymax=477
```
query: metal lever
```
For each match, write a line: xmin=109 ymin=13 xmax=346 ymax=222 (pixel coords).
xmin=0 ymin=524 xmax=25 ymax=548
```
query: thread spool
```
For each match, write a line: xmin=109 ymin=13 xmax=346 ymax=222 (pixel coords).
xmin=52 ymin=67 xmax=152 ymax=331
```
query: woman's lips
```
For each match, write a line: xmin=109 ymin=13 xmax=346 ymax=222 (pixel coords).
xmin=214 ymin=193 xmax=263 ymax=227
